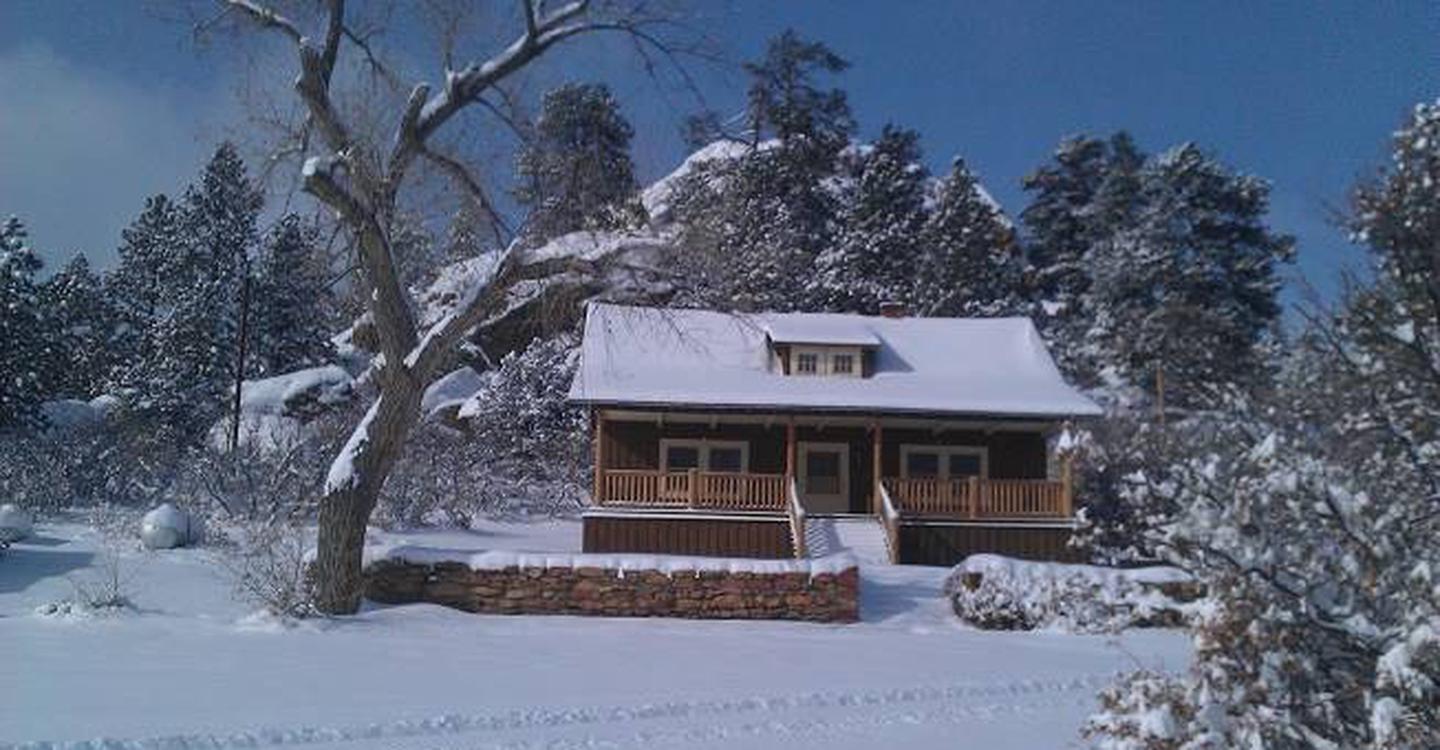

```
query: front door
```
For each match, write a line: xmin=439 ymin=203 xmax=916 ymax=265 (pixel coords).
xmin=798 ymin=442 xmax=849 ymax=513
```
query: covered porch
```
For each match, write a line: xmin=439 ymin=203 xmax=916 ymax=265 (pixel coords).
xmin=589 ymin=409 xmax=1075 ymax=521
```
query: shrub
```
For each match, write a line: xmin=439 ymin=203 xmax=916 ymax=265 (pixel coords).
xmin=224 ymin=520 xmax=316 ymax=619
xmin=944 ymin=556 xmax=1193 ymax=633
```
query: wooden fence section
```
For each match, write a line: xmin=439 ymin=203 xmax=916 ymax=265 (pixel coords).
xmin=597 ymin=469 xmax=787 ymax=512
xmin=883 ymin=477 xmax=1071 ymax=519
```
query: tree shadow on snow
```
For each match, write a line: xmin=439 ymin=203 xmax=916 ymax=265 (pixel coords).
xmin=0 ymin=547 xmax=96 ymax=595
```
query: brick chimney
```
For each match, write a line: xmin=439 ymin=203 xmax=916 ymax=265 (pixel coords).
xmin=878 ymin=301 xmax=907 ymax=318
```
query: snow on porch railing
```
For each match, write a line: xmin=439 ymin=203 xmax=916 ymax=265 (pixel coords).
xmin=882 ymin=477 xmax=1070 ymax=519
xmin=597 ymin=469 xmax=787 ymax=512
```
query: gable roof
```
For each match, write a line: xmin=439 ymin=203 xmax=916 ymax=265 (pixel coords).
xmin=568 ymin=303 xmax=1102 ymax=419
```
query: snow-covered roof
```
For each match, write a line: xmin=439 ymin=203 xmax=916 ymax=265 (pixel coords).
xmin=762 ymin=317 xmax=881 ymax=347
xmin=569 ymin=304 xmax=1102 ymax=418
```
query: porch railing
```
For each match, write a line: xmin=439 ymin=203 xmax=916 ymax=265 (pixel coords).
xmin=882 ymin=476 xmax=1071 ymax=519
xmin=597 ymin=469 xmax=787 ymax=512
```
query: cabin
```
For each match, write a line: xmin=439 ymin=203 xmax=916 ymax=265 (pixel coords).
xmin=566 ymin=302 xmax=1102 ymax=565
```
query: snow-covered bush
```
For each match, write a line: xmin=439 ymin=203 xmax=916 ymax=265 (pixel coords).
xmin=0 ymin=503 xmax=33 ymax=543
xmin=224 ymin=519 xmax=316 ymax=619
xmin=0 ymin=404 xmax=182 ymax=513
xmin=140 ymin=503 xmax=203 ymax=549
xmin=1084 ymin=669 xmax=1194 ymax=750
xmin=944 ymin=555 xmax=1192 ymax=633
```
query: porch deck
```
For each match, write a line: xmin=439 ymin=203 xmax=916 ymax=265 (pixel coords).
xmin=593 ymin=468 xmax=1073 ymax=520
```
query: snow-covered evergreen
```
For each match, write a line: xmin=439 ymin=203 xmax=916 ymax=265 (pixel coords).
xmin=515 ymin=82 xmax=641 ymax=243
xmin=251 ymin=216 xmax=334 ymax=376
xmin=0 ymin=216 xmax=48 ymax=429
xmin=817 ymin=126 xmax=929 ymax=312
xmin=38 ymin=254 xmax=119 ymax=398
xmin=918 ymin=157 xmax=1027 ymax=317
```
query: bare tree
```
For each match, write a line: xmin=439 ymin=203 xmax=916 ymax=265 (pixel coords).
xmin=209 ymin=0 xmax=697 ymax=613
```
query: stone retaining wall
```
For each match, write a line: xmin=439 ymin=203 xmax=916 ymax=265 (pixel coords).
xmin=364 ymin=554 xmax=859 ymax=622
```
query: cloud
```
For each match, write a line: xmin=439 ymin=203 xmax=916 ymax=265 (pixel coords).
xmin=0 ymin=43 xmax=229 ymax=271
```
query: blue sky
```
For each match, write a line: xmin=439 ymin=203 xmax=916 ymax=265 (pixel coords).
xmin=2 ymin=1 xmax=1437 ymax=302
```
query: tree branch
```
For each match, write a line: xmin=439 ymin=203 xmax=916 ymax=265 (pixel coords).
xmin=420 ymin=146 xmax=513 ymax=246
xmin=221 ymin=0 xmax=303 ymax=44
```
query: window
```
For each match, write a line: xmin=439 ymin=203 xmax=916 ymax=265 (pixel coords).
xmin=664 ymin=445 xmax=700 ymax=471
xmin=708 ymin=446 xmax=744 ymax=473
xmin=900 ymin=445 xmax=988 ymax=479
xmin=831 ymin=353 xmax=854 ymax=374
xmin=660 ymin=439 xmax=749 ymax=473
xmin=795 ymin=352 xmax=818 ymax=374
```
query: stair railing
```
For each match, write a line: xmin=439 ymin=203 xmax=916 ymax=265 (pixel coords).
xmin=878 ymin=480 xmax=901 ymax=564
xmin=786 ymin=476 xmax=807 ymax=559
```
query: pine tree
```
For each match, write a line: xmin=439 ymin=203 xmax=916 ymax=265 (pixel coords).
xmin=252 ymin=215 xmax=335 ymax=375
xmin=108 ymin=193 xmax=185 ymax=376
xmin=743 ymin=28 xmax=853 ymax=151
xmin=916 ymin=158 xmax=1027 ymax=317
xmin=1022 ymin=133 xmax=1289 ymax=404
xmin=671 ymin=31 xmax=854 ymax=312
xmin=115 ymin=143 xmax=263 ymax=438
xmin=38 ymin=255 xmax=117 ymax=398
xmin=1021 ymin=133 xmax=1140 ymax=379
xmin=515 ymin=82 xmax=639 ymax=243
xmin=0 ymin=217 xmax=48 ymax=429
xmin=816 ymin=126 xmax=929 ymax=313
xmin=1089 ymin=144 xmax=1293 ymax=405
xmin=443 ymin=203 xmax=492 ymax=263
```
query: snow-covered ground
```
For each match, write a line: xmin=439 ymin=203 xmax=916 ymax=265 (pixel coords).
xmin=2 ymin=518 xmax=1189 ymax=749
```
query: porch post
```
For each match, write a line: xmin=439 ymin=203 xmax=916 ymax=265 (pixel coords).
xmin=785 ymin=421 xmax=797 ymax=488
xmin=871 ymin=420 xmax=883 ymax=516
xmin=592 ymin=408 xmax=604 ymax=506
xmin=1061 ymin=454 xmax=1074 ymax=517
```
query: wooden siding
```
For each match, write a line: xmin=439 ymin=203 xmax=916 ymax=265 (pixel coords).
xmin=896 ymin=522 xmax=1079 ymax=566
xmin=880 ymin=428 xmax=1046 ymax=480
xmin=602 ymin=421 xmax=787 ymax=473
xmin=583 ymin=514 xmax=795 ymax=559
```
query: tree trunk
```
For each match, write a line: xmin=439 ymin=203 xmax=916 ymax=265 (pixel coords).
xmin=311 ymin=378 xmax=423 ymax=614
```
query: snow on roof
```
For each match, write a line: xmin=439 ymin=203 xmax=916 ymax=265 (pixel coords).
xmin=762 ymin=317 xmax=881 ymax=347
xmin=569 ymin=304 xmax=1102 ymax=418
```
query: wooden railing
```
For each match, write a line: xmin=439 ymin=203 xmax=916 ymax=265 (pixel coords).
xmin=597 ymin=469 xmax=786 ymax=511
xmin=882 ymin=476 xmax=1071 ymax=519
xmin=878 ymin=481 xmax=901 ymax=564
xmin=785 ymin=477 xmax=807 ymax=559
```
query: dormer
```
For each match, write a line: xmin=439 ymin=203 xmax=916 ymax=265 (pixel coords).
xmin=763 ymin=318 xmax=880 ymax=378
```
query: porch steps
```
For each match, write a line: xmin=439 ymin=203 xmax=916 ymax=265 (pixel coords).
xmin=804 ymin=516 xmax=892 ymax=565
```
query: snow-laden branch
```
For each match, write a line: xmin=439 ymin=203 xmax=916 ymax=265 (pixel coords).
xmin=404 ymin=245 xmax=523 ymax=378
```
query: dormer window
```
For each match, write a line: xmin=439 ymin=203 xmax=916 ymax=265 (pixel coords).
xmin=785 ymin=346 xmax=863 ymax=378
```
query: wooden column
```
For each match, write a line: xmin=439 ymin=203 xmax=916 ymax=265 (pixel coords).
xmin=592 ymin=409 xmax=604 ymax=506
xmin=871 ymin=421 xmax=883 ymax=516
xmin=785 ymin=421 xmax=797 ymax=486
xmin=1061 ymin=454 xmax=1074 ymax=517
